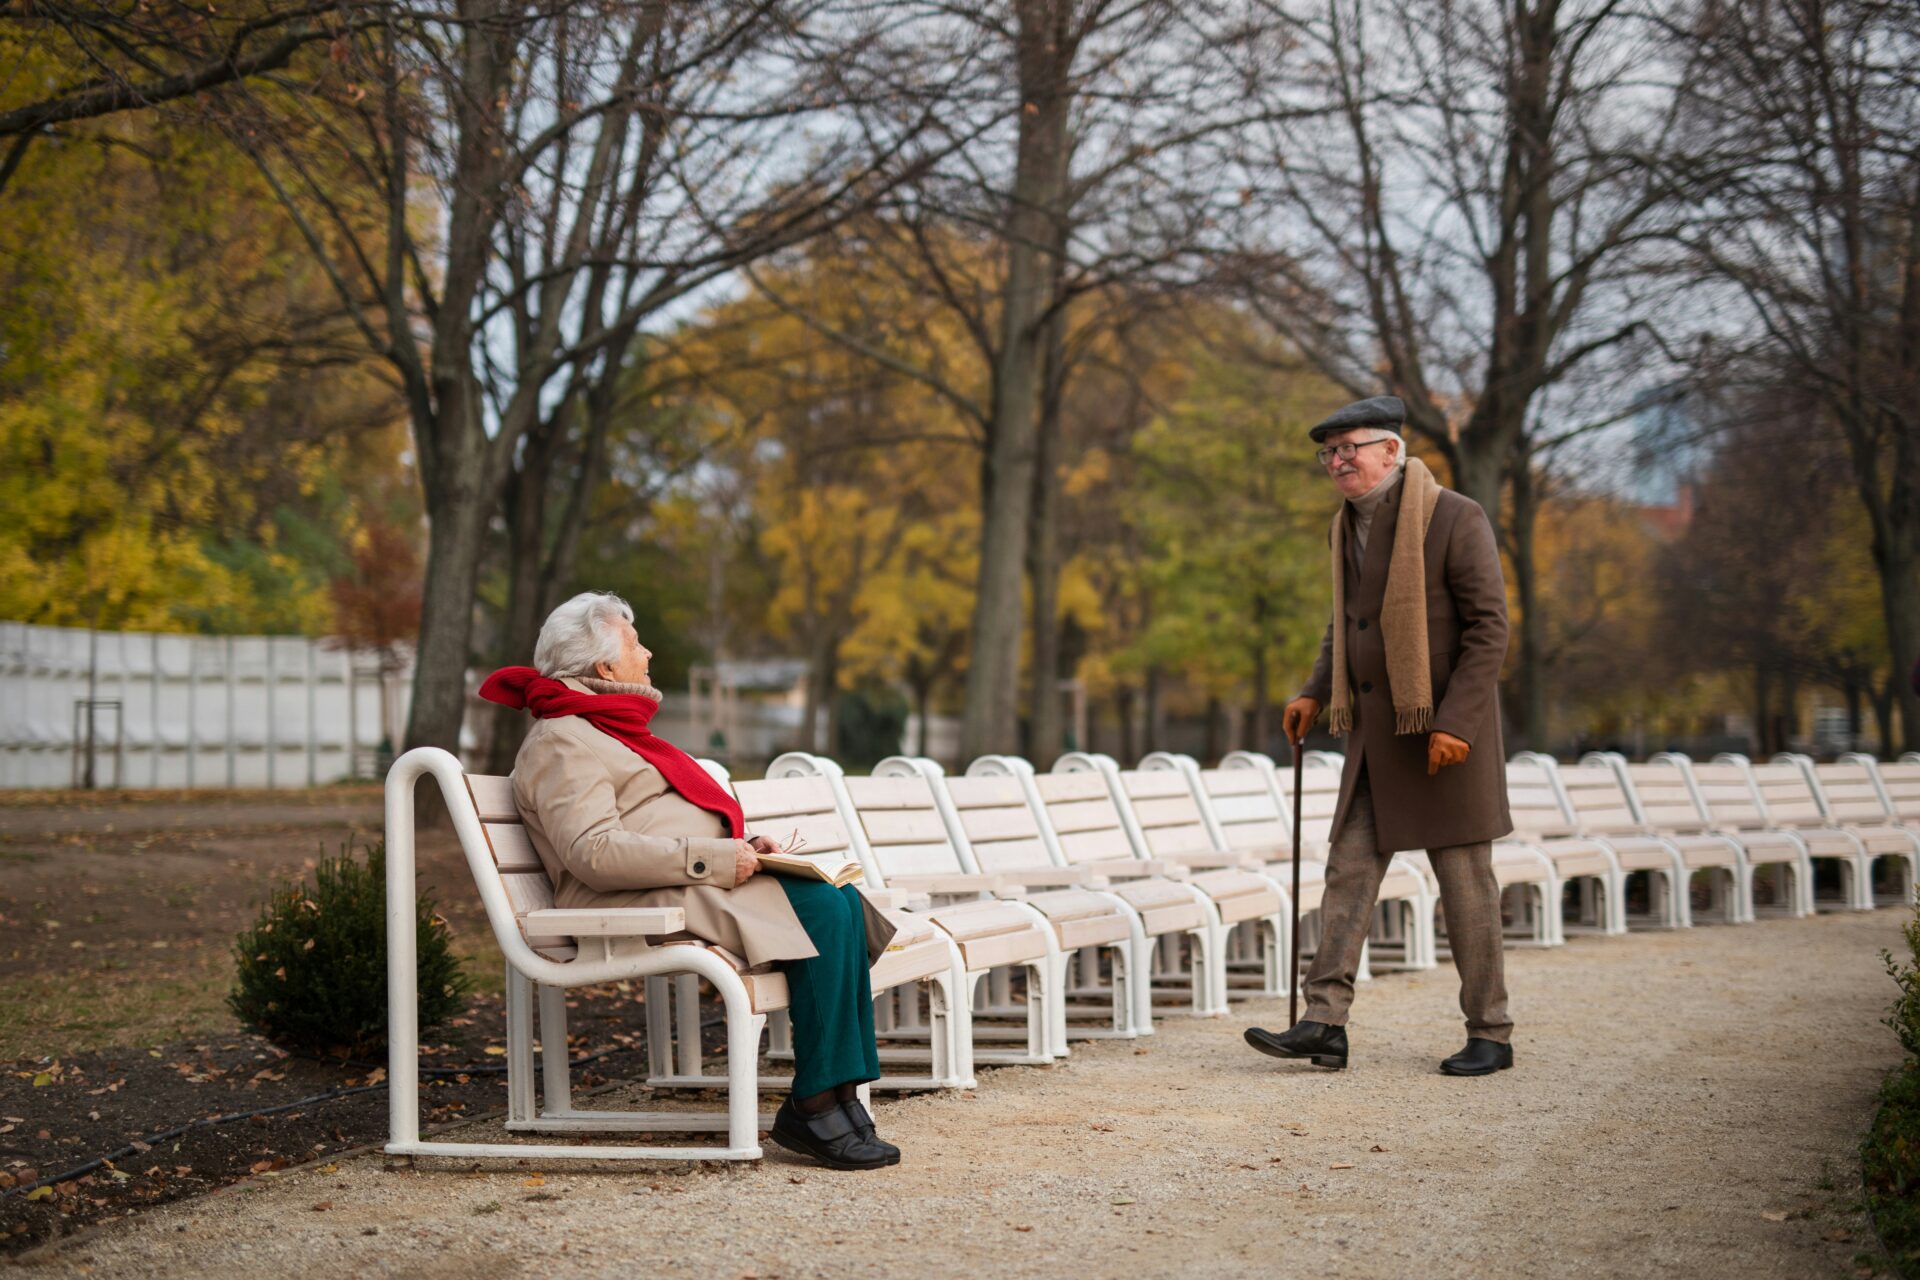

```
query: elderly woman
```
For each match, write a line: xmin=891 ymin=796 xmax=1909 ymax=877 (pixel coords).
xmin=480 ymin=591 xmax=901 ymax=1171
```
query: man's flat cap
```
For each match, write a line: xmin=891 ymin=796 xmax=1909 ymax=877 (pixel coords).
xmin=1309 ymin=395 xmax=1406 ymax=443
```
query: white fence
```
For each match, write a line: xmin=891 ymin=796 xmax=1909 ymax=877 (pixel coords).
xmin=0 ymin=622 xmax=408 ymax=790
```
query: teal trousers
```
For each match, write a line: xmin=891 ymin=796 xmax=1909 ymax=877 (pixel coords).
xmin=778 ymin=878 xmax=882 ymax=1097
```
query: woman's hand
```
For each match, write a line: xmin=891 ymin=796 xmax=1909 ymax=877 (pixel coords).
xmin=747 ymin=834 xmax=780 ymax=856
xmin=734 ymin=840 xmax=761 ymax=884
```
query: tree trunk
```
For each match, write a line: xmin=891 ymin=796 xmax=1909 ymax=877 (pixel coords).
xmin=1143 ymin=662 xmax=1162 ymax=756
xmin=1752 ymin=665 xmax=1771 ymax=756
xmin=958 ymin=2 xmax=1073 ymax=762
xmin=1202 ymin=694 xmax=1220 ymax=764
xmin=1873 ymin=534 xmax=1920 ymax=752
xmin=1026 ymin=273 xmax=1070 ymax=766
xmin=1115 ymin=688 xmax=1136 ymax=765
xmin=1507 ymin=455 xmax=1546 ymax=751
xmin=403 ymin=444 xmax=491 ymax=758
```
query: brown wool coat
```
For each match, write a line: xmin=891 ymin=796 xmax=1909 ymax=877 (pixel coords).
xmin=510 ymin=678 xmax=894 ymax=969
xmin=1301 ymin=484 xmax=1513 ymax=854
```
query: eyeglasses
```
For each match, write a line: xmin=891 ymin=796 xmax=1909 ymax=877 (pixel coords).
xmin=1316 ymin=439 xmax=1397 ymax=467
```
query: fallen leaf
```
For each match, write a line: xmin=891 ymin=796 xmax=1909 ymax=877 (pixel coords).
xmin=1013 ymin=1225 xmax=1033 ymax=1232
xmin=25 ymin=1186 xmax=52 ymax=1202
xmin=1370 ymin=1145 xmax=1389 ymax=1153
xmin=523 ymin=1174 xmax=546 ymax=1187
xmin=1824 ymin=1228 xmax=1852 ymax=1243
xmin=364 ymin=1067 xmax=387 ymax=1086
xmin=1761 ymin=1210 xmax=1789 ymax=1222
xmin=319 ymin=1163 xmax=339 ymax=1174
xmin=1329 ymin=1163 xmax=1354 ymax=1170
xmin=1110 ymin=1195 xmax=1136 ymax=1205
xmin=249 ymin=1160 xmax=274 ymax=1175
xmin=312 ymin=1201 xmax=333 ymax=1212
xmin=31 ymin=1073 xmax=51 ymax=1088
xmin=484 ymin=1046 xmax=508 ymax=1057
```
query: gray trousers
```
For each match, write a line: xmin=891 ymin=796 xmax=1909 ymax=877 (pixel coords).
xmin=1301 ymin=771 xmax=1514 ymax=1044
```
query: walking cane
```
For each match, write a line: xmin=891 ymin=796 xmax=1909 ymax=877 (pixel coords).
xmin=1289 ymin=734 xmax=1305 ymax=1028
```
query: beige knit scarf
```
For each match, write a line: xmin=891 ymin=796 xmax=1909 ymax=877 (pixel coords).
xmin=1327 ymin=456 xmax=1439 ymax=737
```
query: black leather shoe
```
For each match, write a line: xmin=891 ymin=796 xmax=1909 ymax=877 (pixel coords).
xmin=1439 ymin=1037 xmax=1513 ymax=1076
xmin=769 ymin=1098 xmax=895 ymax=1170
xmin=840 ymin=1099 xmax=901 ymax=1165
xmin=1243 ymin=1020 xmax=1348 ymax=1069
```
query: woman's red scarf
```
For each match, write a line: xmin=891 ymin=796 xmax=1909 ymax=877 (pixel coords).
xmin=478 ymin=667 xmax=744 ymax=838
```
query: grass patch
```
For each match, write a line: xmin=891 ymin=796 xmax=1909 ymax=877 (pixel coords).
xmin=0 ymin=963 xmax=235 ymax=1060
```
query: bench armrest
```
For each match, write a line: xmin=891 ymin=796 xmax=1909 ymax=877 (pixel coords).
xmin=862 ymin=887 xmax=933 ymax=912
xmin=1084 ymin=858 xmax=1179 ymax=880
xmin=886 ymin=873 xmax=1008 ymax=896
xmin=992 ymin=867 xmax=1094 ymax=889
xmin=521 ymin=907 xmax=686 ymax=937
xmin=1159 ymin=850 xmax=1262 ymax=870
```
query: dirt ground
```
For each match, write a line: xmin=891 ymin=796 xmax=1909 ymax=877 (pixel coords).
xmin=13 ymin=908 xmax=1907 ymax=1279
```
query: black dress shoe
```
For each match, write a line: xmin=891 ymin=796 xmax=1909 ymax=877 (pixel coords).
xmin=769 ymin=1098 xmax=895 ymax=1170
xmin=839 ymin=1099 xmax=901 ymax=1164
xmin=1439 ymin=1037 xmax=1513 ymax=1076
xmin=1243 ymin=1020 xmax=1348 ymax=1069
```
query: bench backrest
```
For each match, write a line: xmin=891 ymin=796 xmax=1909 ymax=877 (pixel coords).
xmin=1199 ymin=766 xmax=1291 ymax=858
xmin=1118 ymin=768 xmax=1218 ymax=859
xmin=1745 ymin=760 xmax=1825 ymax=828
xmin=1687 ymin=760 xmax=1770 ymax=829
xmin=1812 ymin=761 xmax=1894 ymax=824
xmin=943 ymin=772 xmax=1057 ymax=875
xmin=1294 ymin=764 xmax=1343 ymax=856
xmin=1505 ymin=759 xmax=1576 ymax=840
xmin=1032 ymin=768 xmax=1138 ymax=865
xmin=841 ymin=773 xmax=970 ymax=881
xmin=1621 ymin=761 xmax=1711 ymax=832
xmin=1556 ymin=763 xmax=1643 ymax=836
xmin=465 ymin=773 xmax=573 ymax=959
xmin=1880 ymin=760 xmax=1920 ymax=823
xmin=732 ymin=774 xmax=876 ymax=886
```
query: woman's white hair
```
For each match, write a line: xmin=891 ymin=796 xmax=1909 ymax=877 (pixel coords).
xmin=534 ymin=591 xmax=634 ymax=679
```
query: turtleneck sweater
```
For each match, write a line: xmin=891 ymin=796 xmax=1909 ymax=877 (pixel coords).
xmin=1347 ymin=465 xmax=1405 ymax=558
xmin=578 ymin=676 xmax=664 ymax=703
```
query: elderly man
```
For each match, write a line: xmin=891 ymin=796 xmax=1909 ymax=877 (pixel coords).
xmin=480 ymin=592 xmax=902 ymax=1169
xmin=1244 ymin=395 xmax=1516 ymax=1076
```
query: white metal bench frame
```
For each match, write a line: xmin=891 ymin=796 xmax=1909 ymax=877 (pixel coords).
xmin=385 ymin=746 xmax=771 ymax=1162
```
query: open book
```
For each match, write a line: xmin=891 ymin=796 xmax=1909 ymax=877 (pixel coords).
xmin=755 ymin=852 xmax=865 ymax=887
xmin=753 ymin=832 xmax=866 ymax=887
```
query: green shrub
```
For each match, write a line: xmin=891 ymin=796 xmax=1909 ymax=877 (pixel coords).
xmin=1864 ymin=1064 xmax=1920 ymax=1278
xmin=1886 ymin=907 xmax=1920 ymax=1059
xmin=1867 ymin=905 xmax=1920 ymax=1280
xmin=228 ymin=840 xmax=469 ymax=1054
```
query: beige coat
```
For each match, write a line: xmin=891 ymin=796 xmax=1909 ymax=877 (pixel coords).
xmin=1301 ymin=485 xmax=1513 ymax=853
xmin=510 ymin=678 xmax=894 ymax=968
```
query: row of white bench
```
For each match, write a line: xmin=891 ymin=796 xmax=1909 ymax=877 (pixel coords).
xmin=381 ymin=747 xmax=1920 ymax=1164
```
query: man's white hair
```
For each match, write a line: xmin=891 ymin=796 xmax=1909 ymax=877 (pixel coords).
xmin=1328 ymin=425 xmax=1407 ymax=472
xmin=534 ymin=591 xmax=634 ymax=679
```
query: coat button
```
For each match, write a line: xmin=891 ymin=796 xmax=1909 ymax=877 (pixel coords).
xmin=692 ymin=860 xmax=707 ymax=876
xmin=1357 ymin=618 xmax=1369 ymax=630
xmin=1360 ymin=681 xmax=1373 ymax=693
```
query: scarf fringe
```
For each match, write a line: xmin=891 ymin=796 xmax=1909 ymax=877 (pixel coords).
xmin=1328 ymin=706 xmax=1352 ymax=737
xmin=1394 ymin=705 xmax=1434 ymax=736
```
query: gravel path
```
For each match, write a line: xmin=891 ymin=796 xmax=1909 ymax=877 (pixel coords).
xmin=25 ymin=909 xmax=1904 ymax=1278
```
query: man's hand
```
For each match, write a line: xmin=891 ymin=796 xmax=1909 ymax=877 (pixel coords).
xmin=734 ymin=841 xmax=761 ymax=884
xmin=1283 ymin=697 xmax=1322 ymax=746
xmin=1427 ymin=731 xmax=1470 ymax=776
